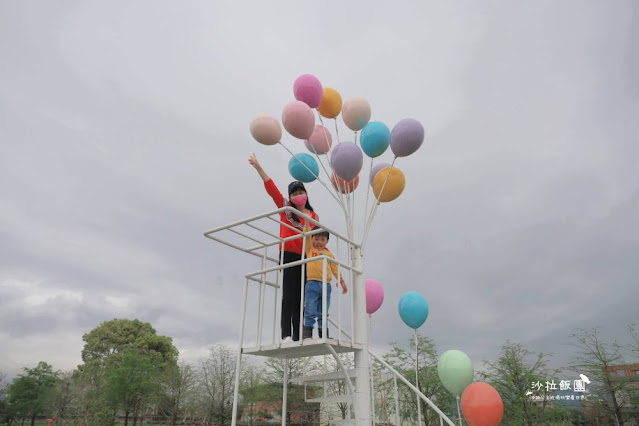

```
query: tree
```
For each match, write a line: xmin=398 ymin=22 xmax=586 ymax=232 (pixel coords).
xmin=104 ymin=349 xmax=159 ymax=426
xmin=81 ymin=318 xmax=178 ymax=368
xmin=383 ymin=334 xmax=456 ymax=426
xmin=570 ymin=327 xmax=634 ymax=426
xmin=5 ymin=361 xmax=60 ymax=426
xmin=48 ymin=371 xmax=78 ymax=421
xmin=200 ymin=344 xmax=237 ymax=425
xmin=78 ymin=318 xmax=179 ymax=426
xmin=481 ymin=340 xmax=559 ymax=426
xmin=1 ymin=371 xmax=12 ymax=424
xmin=239 ymin=361 xmax=268 ymax=425
xmin=157 ymin=362 xmax=197 ymax=426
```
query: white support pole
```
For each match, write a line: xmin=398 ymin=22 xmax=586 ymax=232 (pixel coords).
xmin=257 ymin=248 xmax=267 ymax=348
xmin=415 ymin=330 xmax=422 ymax=426
xmin=276 ymin=248 xmax=285 ymax=343
xmin=231 ymin=280 xmax=249 ymax=426
xmin=322 ymin=257 xmax=328 ymax=341
xmin=299 ymin=231 xmax=307 ymax=342
xmin=352 ymin=246 xmax=371 ymax=426
xmin=336 ymin=238 xmax=343 ymax=345
xmin=393 ymin=376 xmax=400 ymax=426
xmin=369 ymin=317 xmax=376 ymax=426
xmin=282 ymin=359 xmax=289 ymax=426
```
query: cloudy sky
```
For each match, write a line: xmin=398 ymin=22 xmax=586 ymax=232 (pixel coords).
xmin=1 ymin=0 xmax=638 ymax=380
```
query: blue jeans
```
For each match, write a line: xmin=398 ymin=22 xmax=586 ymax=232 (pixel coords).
xmin=304 ymin=280 xmax=332 ymax=328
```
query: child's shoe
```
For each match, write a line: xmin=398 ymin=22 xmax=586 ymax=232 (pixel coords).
xmin=282 ymin=336 xmax=292 ymax=343
xmin=302 ymin=326 xmax=313 ymax=340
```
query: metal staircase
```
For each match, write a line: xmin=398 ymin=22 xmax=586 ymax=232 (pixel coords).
xmin=204 ymin=207 xmax=455 ymax=426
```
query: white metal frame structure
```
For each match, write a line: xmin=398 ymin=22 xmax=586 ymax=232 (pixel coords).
xmin=204 ymin=206 xmax=455 ymax=426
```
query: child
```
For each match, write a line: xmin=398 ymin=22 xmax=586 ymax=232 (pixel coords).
xmin=302 ymin=224 xmax=348 ymax=339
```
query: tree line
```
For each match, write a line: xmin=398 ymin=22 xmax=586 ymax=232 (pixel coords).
xmin=1 ymin=319 xmax=638 ymax=426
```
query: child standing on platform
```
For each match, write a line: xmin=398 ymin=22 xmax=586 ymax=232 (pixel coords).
xmin=302 ymin=224 xmax=347 ymax=339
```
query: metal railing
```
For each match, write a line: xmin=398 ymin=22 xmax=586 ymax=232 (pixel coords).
xmin=204 ymin=207 xmax=362 ymax=350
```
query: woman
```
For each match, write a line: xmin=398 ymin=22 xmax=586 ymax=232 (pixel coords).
xmin=248 ymin=154 xmax=320 ymax=342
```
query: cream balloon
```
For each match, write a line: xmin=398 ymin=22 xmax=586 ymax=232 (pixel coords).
xmin=342 ymin=96 xmax=371 ymax=131
xmin=250 ymin=114 xmax=282 ymax=145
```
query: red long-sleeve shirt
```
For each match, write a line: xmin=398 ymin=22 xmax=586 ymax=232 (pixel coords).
xmin=264 ymin=179 xmax=318 ymax=255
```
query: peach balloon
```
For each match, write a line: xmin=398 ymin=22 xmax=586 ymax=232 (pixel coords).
xmin=250 ymin=114 xmax=282 ymax=146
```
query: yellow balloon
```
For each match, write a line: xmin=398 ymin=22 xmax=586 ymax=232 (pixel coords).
xmin=318 ymin=87 xmax=342 ymax=119
xmin=373 ymin=166 xmax=406 ymax=202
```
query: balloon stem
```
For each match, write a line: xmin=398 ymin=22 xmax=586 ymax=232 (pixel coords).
xmin=456 ymin=396 xmax=462 ymax=426
xmin=415 ymin=330 xmax=422 ymax=426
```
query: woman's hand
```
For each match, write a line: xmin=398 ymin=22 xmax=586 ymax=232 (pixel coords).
xmin=249 ymin=153 xmax=270 ymax=181
xmin=248 ymin=153 xmax=261 ymax=169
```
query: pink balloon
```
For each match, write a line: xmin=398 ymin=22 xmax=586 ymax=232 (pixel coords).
xmin=365 ymin=278 xmax=384 ymax=315
xmin=304 ymin=125 xmax=333 ymax=155
xmin=294 ymin=74 xmax=323 ymax=108
xmin=282 ymin=101 xmax=315 ymax=140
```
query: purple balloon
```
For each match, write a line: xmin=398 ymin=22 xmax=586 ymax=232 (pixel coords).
xmin=390 ymin=118 xmax=425 ymax=157
xmin=331 ymin=142 xmax=363 ymax=181
xmin=369 ymin=162 xmax=391 ymax=186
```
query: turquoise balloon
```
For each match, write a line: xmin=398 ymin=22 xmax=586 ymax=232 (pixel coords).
xmin=437 ymin=350 xmax=474 ymax=397
xmin=398 ymin=292 xmax=429 ymax=329
xmin=360 ymin=121 xmax=391 ymax=158
xmin=288 ymin=153 xmax=319 ymax=183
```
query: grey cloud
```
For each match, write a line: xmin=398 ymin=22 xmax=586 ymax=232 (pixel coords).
xmin=1 ymin=1 xmax=637 ymax=377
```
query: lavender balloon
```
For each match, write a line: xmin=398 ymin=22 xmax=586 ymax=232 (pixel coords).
xmin=331 ymin=142 xmax=363 ymax=181
xmin=390 ymin=118 xmax=425 ymax=157
xmin=369 ymin=162 xmax=391 ymax=186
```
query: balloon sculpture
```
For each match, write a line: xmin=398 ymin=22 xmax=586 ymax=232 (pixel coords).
xmin=248 ymin=74 xmax=506 ymax=426
xmin=248 ymin=74 xmax=475 ymax=425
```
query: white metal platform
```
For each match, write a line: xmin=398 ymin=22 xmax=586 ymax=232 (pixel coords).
xmin=206 ymin=207 xmax=457 ymax=426
xmin=242 ymin=339 xmax=362 ymax=359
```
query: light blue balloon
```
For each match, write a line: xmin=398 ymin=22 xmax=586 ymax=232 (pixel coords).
xmin=360 ymin=121 xmax=391 ymax=158
xmin=288 ymin=153 xmax=319 ymax=183
xmin=398 ymin=292 xmax=429 ymax=329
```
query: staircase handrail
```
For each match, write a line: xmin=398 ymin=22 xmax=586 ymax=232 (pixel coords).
xmin=329 ymin=318 xmax=456 ymax=426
